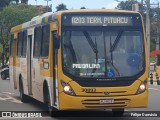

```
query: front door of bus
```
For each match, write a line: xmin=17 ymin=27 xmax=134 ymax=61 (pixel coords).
xmin=13 ymin=37 xmax=17 ymax=89
xmin=27 ymin=35 xmax=32 ymax=95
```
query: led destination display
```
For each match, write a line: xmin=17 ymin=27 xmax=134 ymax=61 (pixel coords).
xmin=62 ymin=14 xmax=141 ymax=26
xmin=71 ymin=16 xmax=132 ymax=26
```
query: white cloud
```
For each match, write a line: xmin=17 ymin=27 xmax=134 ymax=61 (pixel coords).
xmin=105 ymin=1 xmax=118 ymax=9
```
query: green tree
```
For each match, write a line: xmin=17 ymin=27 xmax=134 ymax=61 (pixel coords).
xmin=116 ymin=0 xmax=138 ymax=10
xmin=80 ymin=7 xmax=86 ymax=9
xmin=21 ymin=0 xmax=28 ymax=4
xmin=150 ymin=7 xmax=160 ymax=51
xmin=56 ymin=3 xmax=68 ymax=11
xmin=0 ymin=0 xmax=11 ymax=10
xmin=115 ymin=0 xmax=160 ymax=52
xmin=0 ymin=4 xmax=39 ymax=64
xmin=12 ymin=0 xmax=19 ymax=4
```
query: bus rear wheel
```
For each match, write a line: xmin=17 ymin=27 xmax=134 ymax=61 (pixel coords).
xmin=19 ymin=81 xmax=29 ymax=103
xmin=112 ymin=108 xmax=124 ymax=116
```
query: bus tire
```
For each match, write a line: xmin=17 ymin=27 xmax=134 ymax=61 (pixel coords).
xmin=44 ymin=86 xmax=58 ymax=117
xmin=157 ymin=80 xmax=160 ymax=85
xmin=112 ymin=108 xmax=124 ymax=116
xmin=19 ymin=80 xmax=29 ymax=103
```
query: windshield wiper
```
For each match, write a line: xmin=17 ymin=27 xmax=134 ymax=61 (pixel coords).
xmin=95 ymin=37 xmax=98 ymax=63
xmin=109 ymin=35 xmax=120 ymax=76
xmin=83 ymin=31 xmax=98 ymax=54
xmin=83 ymin=31 xmax=99 ymax=76
xmin=110 ymin=31 xmax=123 ymax=52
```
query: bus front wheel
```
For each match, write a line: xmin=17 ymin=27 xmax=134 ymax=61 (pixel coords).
xmin=112 ymin=108 xmax=124 ymax=116
xmin=44 ymin=86 xmax=58 ymax=117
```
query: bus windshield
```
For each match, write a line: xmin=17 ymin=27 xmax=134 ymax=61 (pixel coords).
xmin=62 ymin=30 xmax=144 ymax=79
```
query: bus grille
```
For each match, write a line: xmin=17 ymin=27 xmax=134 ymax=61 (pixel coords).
xmin=82 ymin=98 xmax=130 ymax=108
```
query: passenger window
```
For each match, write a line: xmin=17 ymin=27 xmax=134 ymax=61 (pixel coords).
xmin=41 ymin=24 xmax=50 ymax=57
xmin=10 ymin=34 xmax=14 ymax=56
xmin=22 ymin=30 xmax=27 ymax=57
xmin=34 ymin=26 xmax=42 ymax=58
xmin=17 ymin=32 xmax=23 ymax=57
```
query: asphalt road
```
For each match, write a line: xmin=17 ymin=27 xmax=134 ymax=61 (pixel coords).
xmin=0 ymin=77 xmax=160 ymax=120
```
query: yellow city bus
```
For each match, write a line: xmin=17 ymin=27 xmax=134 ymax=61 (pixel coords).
xmin=9 ymin=9 xmax=148 ymax=116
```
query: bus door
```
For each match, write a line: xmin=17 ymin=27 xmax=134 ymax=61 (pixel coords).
xmin=52 ymin=31 xmax=60 ymax=107
xmin=27 ymin=35 xmax=33 ymax=95
xmin=13 ymin=38 xmax=17 ymax=89
xmin=10 ymin=34 xmax=17 ymax=89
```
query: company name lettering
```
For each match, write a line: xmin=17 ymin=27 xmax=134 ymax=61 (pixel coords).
xmin=72 ymin=64 xmax=100 ymax=69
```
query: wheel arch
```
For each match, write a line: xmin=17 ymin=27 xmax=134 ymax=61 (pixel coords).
xmin=43 ymin=79 xmax=52 ymax=105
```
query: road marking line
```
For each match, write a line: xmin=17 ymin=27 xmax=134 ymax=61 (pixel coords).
xmin=2 ymin=92 xmax=15 ymax=95
xmin=0 ymin=93 xmax=22 ymax=104
xmin=4 ymin=95 xmax=22 ymax=104
xmin=149 ymin=88 xmax=160 ymax=92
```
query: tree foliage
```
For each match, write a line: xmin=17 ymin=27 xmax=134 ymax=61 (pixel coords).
xmin=0 ymin=0 xmax=22 ymax=10
xmin=11 ymin=0 xmax=19 ymax=4
xmin=21 ymin=0 xmax=28 ymax=4
xmin=0 ymin=4 xmax=39 ymax=63
xmin=116 ymin=0 xmax=138 ymax=10
xmin=80 ymin=7 xmax=86 ymax=9
xmin=56 ymin=3 xmax=68 ymax=11
xmin=0 ymin=0 xmax=11 ymax=10
xmin=116 ymin=0 xmax=160 ymax=52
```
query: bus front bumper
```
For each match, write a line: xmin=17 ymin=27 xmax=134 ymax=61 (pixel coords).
xmin=58 ymin=91 xmax=148 ymax=110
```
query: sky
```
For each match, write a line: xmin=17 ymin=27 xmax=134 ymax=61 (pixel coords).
xmin=28 ymin=0 xmax=119 ymax=11
xmin=28 ymin=0 xmax=158 ymax=12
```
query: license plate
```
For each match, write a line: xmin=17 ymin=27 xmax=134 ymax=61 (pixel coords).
xmin=99 ymin=99 xmax=114 ymax=104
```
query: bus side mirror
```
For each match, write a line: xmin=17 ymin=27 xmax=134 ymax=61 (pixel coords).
xmin=53 ymin=32 xmax=60 ymax=49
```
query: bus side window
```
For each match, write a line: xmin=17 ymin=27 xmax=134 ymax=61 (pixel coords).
xmin=22 ymin=30 xmax=27 ymax=57
xmin=33 ymin=26 xmax=42 ymax=58
xmin=17 ymin=32 xmax=23 ymax=57
xmin=41 ymin=24 xmax=50 ymax=57
xmin=53 ymin=31 xmax=60 ymax=49
xmin=10 ymin=34 xmax=14 ymax=57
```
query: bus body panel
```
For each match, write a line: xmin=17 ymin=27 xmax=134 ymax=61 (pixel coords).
xmin=19 ymin=58 xmax=28 ymax=95
xmin=58 ymin=90 xmax=148 ymax=110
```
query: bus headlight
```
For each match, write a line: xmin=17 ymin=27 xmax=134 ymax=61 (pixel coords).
xmin=139 ymin=84 xmax=145 ymax=90
xmin=61 ymin=80 xmax=76 ymax=96
xmin=136 ymin=80 xmax=147 ymax=94
xmin=64 ymin=86 xmax=70 ymax=92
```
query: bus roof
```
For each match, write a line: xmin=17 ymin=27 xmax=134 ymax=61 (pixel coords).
xmin=56 ymin=9 xmax=139 ymax=14
xmin=11 ymin=9 xmax=140 ymax=33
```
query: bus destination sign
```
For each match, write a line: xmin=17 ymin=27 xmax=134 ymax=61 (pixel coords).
xmin=63 ymin=15 xmax=134 ymax=26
